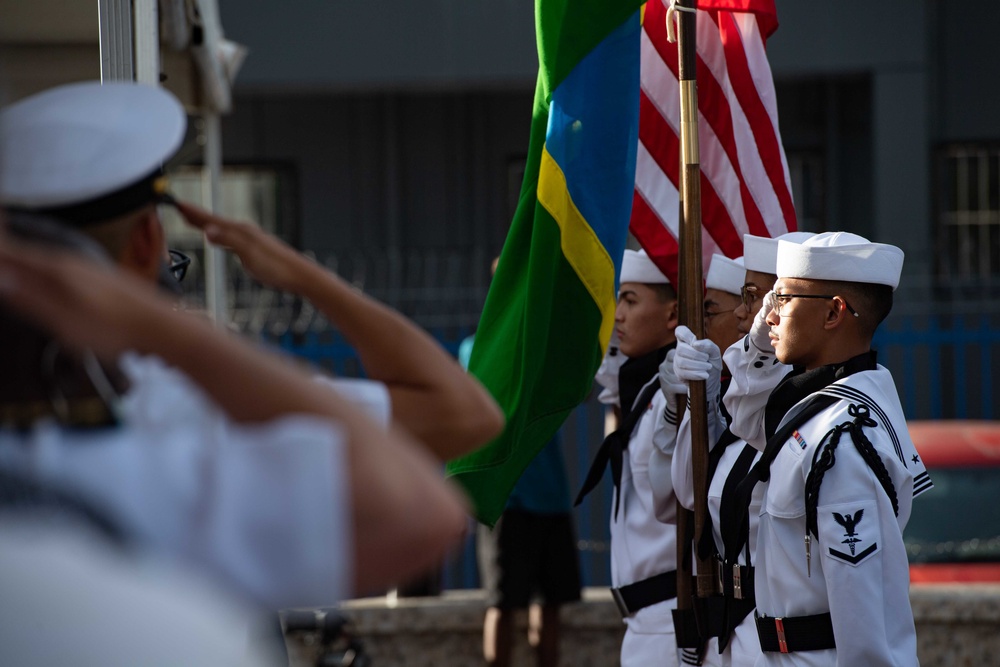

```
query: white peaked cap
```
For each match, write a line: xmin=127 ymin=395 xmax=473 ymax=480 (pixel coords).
xmin=743 ymin=231 xmax=815 ymax=274
xmin=0 ymin=81 xmax=186 ymax=211
xmin=776 ymin=231 xmax=904 ymax=291
xmin=705 ymin=255 xmax=744 ymax=295
xmin=620 ymin=248 xmax=670 ymax=284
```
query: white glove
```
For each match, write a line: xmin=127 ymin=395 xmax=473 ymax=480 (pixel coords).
xmin=658 ymin=348 xmax=686 ymax=400
xmin=674 ymin=325 xmax=727 ymax=446
xmin=749 ymin=290 xmax=777 ymax=353
xmin=595 ymin=333 xmax=624 ymax=406
xmin=673 ymin=325 xmax=722 ymax=382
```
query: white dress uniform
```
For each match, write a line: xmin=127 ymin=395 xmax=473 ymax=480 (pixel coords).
xmin=0 ymin=353 xmax=391 ymax=610
xmin=612 ymin=376 xmax=680 ymax=667
xmin=653 ymin=253 xmax=763 ymax=667
xmin=721 ymin=233 xmax=932 ymax=666
xmin=588 ymin=249 xmax=682 ymax=666
xmin=730 ymin=349 xmax=930 ymax=666
xmin=667 ymin=403 xmax=764 ymax=667
xmin=660 ymin=352 xmax=761 ymax=667
xmin=723 ymin=335 xmax=787 ymax=453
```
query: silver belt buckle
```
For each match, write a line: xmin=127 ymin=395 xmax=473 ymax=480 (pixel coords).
xmin=733 ymin=563 xmax=744 ymax=600
xmin=611 ymin=587 xmax=630 ymax=618
xmin=714 ymin=558 xmax=725 ymax=595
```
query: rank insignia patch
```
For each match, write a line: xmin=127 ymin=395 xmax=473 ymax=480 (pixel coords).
xmin=821 ymin=502 xmax=881 ymax=566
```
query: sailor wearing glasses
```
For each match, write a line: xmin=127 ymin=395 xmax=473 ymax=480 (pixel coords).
xmin=719 ymin=232 xmax=930 ymax=666
xmin=653 ymin=253 xmax=750 ymax=667
xmin=0 ymin=81 xmax=500 ymax=613
xmin=659 ymin=233 xmax=809 ymax=667
xmin=720 ymin=232 xmax=815 ymax=451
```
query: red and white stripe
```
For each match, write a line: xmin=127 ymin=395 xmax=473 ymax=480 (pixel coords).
xmin=630 ymin=0 xmax=796 ymax=287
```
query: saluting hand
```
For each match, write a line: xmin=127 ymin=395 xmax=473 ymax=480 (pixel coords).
xmin=175 ymin=201 xmax=312 ymax=294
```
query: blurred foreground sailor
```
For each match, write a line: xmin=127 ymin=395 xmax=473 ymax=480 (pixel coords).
xmin=0 ymin=80 xmax=482 ymax=612
xmin=722 ymin=232 xmax=931 ymax=666
xmin=0 ymin=470 xmax=282 ymax=667
xmin=0 ymin=79 xmax=502 ymax=465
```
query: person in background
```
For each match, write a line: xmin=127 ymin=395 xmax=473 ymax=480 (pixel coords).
xmin=461 ymin=257 xmax=582 ymax=667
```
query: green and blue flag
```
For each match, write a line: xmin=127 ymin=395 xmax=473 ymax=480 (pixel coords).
xmin=446 ymin=0 xmax=645 ymax=525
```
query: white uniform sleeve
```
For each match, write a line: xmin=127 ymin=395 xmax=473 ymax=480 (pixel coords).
xmin=814 ymin=440 xmax=914 ymax=666
xmin=670 ymin=410 xmax=695 ymax=512
xmin=649 ymin=392 xmax=678 ymax=523
xmin=99 ymin=355 xmax=354 ymax=609
xmin=314 ymin=376 xmax=392 ymax=429
xmin=194 ymin=415 xmax=354 ymax=609
xmin=671 ymin=390 xmax=728 ymax=513
xmin=595 ymin=340 xmax=625 ymax=407
xmin=722 ymin=335 xmax=788 ymax=452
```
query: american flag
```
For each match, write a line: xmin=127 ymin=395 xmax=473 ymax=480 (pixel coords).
xmin=631 ymin=0 xmax=796 ymax=286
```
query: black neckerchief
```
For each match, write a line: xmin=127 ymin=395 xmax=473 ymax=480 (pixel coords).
xmin=763 ymin=350 xmax=878 ymax=441
xmin=696 ymin=379 xmax=742 ymax=561
xmin=618 ymin=344 xmax=672 ymax=414
xmin=574 ymin=343 xmax=674 ymax=518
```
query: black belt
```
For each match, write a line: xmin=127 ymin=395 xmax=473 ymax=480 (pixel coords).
xmin=755 ymin=612 xmax=835 ymax=653
xmin=611 ymin=570 xmax=677 ymax=618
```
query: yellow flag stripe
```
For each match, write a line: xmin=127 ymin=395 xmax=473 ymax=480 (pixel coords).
xmin=537 ymin=146 xmax=618 ymax=353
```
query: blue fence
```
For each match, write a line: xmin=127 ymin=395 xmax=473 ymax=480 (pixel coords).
xmin=271 ymin=312 xmax=1000 ymax=590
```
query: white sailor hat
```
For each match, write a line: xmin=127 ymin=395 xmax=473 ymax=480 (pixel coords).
xmin=743 ymin=231 xmax=815 ymax=274
xmin=706 ymin=255 xmax=744 ymax=295
xmin=0 ymin=81 xmax=186 ymax=225
xmin=620 ymin=248 xmax=670 ymax=284
xmin=776 ymin=231 xmax=904 ymax=291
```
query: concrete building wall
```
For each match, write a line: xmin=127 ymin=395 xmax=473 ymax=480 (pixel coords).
xmin=218 ymin=0 xmax=537 ymax=92
xmin=221 ymin=91 xmax=533 ymax=258
xmin=937 ymin=0 xmax=1000 ymax=141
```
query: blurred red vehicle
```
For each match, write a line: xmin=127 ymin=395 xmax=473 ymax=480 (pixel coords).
xmin=905 ymin=420 xmax=1000 ymax=583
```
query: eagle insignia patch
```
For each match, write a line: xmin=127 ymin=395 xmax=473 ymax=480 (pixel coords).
xmin=822 ymin=502 xmax=880 ymax=566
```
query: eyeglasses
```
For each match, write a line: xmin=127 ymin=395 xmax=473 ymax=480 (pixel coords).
xmin=740 ymin=285 xmax=761 ymax=311
xmin=168 ymin=249 xmax=191 ymax=282
xmin=157 ymin=191 xmax=179 ymax=208
xmin=772 ymin=292 xmax=859 ymax=318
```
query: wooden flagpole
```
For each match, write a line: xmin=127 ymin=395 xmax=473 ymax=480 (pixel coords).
xmin=675 ymin=0 xmax=714 ymax=599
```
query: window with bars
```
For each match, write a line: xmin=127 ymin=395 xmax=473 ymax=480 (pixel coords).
xmin=938 ymin=146 xmax=1000 ymax=281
